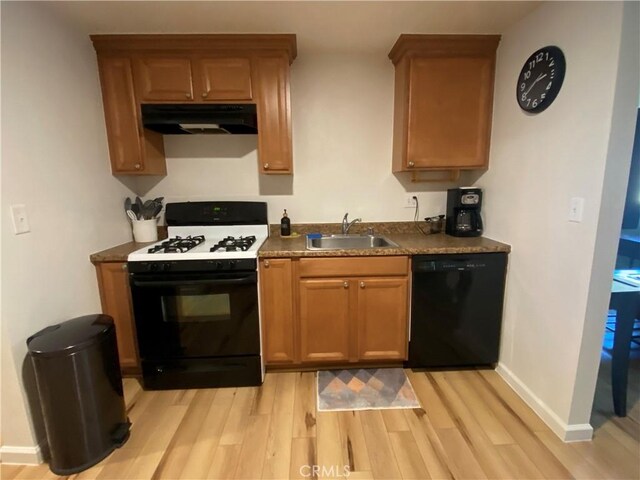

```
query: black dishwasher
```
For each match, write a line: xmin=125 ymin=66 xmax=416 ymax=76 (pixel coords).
xmin=407 ymin=253 xmax=507 ymax=368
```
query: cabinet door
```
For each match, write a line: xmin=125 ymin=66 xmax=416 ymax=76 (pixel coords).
xmin=134 ymin=56 xmax=194 ymax=102
xmin=260 ymin=259 xmax=295 ymax=364
xmin=406 ymin=56 xmax=494 ymax=169
xmin=357 ymin=277 xmax=408 ymax=360
xmin=95 ymin=262 xmax=139 ymax=371
xmin=253 ymin=55 xmax=293 ymax=174
xmin=97 ymin=57 xmax=144 ymax=173
xmin=194 ymin=57 xmax=252 ymax=101
xmin=299 ymin=279 xmax=351 ymax=363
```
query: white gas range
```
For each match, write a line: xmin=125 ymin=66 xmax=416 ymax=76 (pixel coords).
xmin=128 ymin=224 xmax=269 ymax=263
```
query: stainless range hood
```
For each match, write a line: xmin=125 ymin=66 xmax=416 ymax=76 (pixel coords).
xmin=141 ymin=104 xmax=258 ymax=135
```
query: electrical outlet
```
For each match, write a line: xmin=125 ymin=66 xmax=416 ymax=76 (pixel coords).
xmin=404 ymin=195 xmax=418 ymax=208
xmin=10 ymin=204 xmax=30 ymax=234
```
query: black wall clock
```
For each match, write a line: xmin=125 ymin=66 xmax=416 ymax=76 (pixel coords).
xmin=516 ymin=45 xmax=566 ymax=113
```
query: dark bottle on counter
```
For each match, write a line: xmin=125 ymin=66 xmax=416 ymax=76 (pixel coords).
xmin=280 ymin=209 xmax=291 ymax=236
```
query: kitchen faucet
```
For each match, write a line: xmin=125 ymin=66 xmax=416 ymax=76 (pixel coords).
xmin=342 ymin=213 xmax=362 ymax=234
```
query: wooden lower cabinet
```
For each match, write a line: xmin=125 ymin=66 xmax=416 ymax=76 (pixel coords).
xmin=299 ymin=279 xmax=352 ymax=363
xmin=259 ymin=258 xmax=295 ymax=364
xmin=94 ymin=262 xmax=139 ymax=372
xmin=357 ymin=277 xmax=408 ymax=360
xmin=261 ymin=256 xmax=409 ymax=367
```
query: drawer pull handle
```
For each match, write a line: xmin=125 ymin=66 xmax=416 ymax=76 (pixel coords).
xmin=343 ymin=281 xmax=349 ymax=288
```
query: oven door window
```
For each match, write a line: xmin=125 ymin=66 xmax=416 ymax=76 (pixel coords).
xmin=130 ymin=272 xmax=259 ymax=360
xmin=162 ymin=292 xmax=231 ymax=324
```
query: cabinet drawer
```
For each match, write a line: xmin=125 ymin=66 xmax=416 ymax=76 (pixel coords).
xmin=299 ymin=256 xmax=408 ymax=278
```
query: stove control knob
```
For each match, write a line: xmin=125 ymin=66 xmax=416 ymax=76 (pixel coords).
xmin=162 ymin=263 xmax=171 ymax=271
xmin=216 ymin=261 xmax=224 ymax=270
xmin=229 ymin=260 xmax=236 ymax=269
xmin=148 ymin=263 xmax=159 ymax=271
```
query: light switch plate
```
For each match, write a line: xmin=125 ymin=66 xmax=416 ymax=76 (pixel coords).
xmin=568 ymin=197 xmax=584 ymax=223
xmin=10 ymin=204 xmax=30 ymax=234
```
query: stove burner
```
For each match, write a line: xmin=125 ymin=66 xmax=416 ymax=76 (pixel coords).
xmin=210 ymin=235 xmax=256 ymax=253
xmin=147 ymin=235 xmax=205 ymax=254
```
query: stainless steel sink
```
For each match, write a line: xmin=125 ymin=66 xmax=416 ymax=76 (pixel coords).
xmin=306 ymin=234 xmax=399 ymax=251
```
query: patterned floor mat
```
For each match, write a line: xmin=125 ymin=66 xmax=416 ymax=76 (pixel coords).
xmin=317 ymin=368 xmax=420 ymax=411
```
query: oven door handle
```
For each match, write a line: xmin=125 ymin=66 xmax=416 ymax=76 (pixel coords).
xmin=131 ymin=275 xmax=256 ymax=288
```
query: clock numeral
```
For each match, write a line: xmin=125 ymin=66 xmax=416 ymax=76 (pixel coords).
xmin=521 ymin=93 xmax=527 ymax=101
xmin=526 ymin=98 xmax=531 ymax=107
xmin=549 ymin=59 xmax=555 ymax=67
xmin=541 ymin=93 xmax=547 ymax=100
xmin=529 ymin=60 xmax=536 ymax=70
xmin=536 ymin=52 xmax=544 ymax=62
xmin=520 ymin=82 xmax=526 ymax=91
xmin=524 ymin=71 xmax=531 ymax=80
xmin=532 ymin=99 xmax=538 ymax=108
xmin=546 ymin=81 xmax=552 ymax=90
xmin=545 ymin=52 xmax=549 ymax=60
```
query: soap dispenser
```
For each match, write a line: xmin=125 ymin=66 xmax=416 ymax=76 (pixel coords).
xmin=280 ymin=209 xmax=291 ymax=237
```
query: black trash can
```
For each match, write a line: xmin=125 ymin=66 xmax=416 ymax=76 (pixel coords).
xmin=27 ymin=314 xmax=131 ymax=475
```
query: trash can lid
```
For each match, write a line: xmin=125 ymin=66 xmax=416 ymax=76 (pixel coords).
xmin=27 ymin=314 xmax=114 ymax=357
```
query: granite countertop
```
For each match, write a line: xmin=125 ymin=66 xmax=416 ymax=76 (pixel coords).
xmin=89 ymin=223 xmax=510 ymax=263
xmin=90 ymin=241 xmax=155 ymax=263
xmin=259 ymin=232 xmax=510 ymax=258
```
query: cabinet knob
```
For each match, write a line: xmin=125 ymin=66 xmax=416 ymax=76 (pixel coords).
xmin=185 ymin=93 xmax=192 ymax=99
xmin=408 ymin=161 xmax=415 ymax=167
xmin=263 ymin=163 xmax=270 ymax=170
xmin=343 ymin=281 xmax=349 ymax=288
xmin=201 ymin=92 xmax=208 ymax=98
xmin=121 ymin=264 xmax=127 ymax=271
xmin=264 ymin=260 xmax=270 ymax=268
xmin=360 ymin=281 xmax=365 ymax=289
xmin=134 ymin=163 xmax=141 ymax=170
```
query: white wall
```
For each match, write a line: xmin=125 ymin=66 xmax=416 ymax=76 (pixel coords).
xmin=479 ymin=1 xmax=638 ymax=439
xmin=1 ymin=2 xmax=134 ymax=461
xmin=134 ymin=52 xmax=452 ymax=224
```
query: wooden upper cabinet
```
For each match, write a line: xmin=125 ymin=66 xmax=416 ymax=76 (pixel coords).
xmin=134 ymin=56 xmax=194 ymax=102
xmin=389 ymin=35 xmax=500 ymax=172
xmin=135 ymin=56 xmax=252 ymax=102
xmin=194 ymin=57 xmax=252 ymax=101
xmin=91 ymin=34 xmax=296 ymax=176
xmin=97 ymin=57 xmax=166 ymax=175
xmin=254 ymin=55 xmax=293 ymax=174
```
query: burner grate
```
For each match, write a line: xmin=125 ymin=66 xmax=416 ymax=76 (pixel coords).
xmin=148 ymin=235 xmax=205 ymax=254
xmin=210 ymin=235 xmax=256 ymax=253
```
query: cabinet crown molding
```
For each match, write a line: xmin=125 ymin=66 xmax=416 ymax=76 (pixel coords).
xmin=388 ymin=34 xmax=501 ymax=65
xmin=91 ymin=34 xmax=298 ymax=64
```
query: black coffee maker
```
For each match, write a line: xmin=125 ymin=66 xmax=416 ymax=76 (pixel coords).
xmin=446 ymin=188 xmax=483 ymax=237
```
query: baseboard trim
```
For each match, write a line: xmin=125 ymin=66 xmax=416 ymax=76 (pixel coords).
xmin=0 ymin=445 xmax=43 ymax=465
xmin=495 ymin=363 xmax=594 ymax=442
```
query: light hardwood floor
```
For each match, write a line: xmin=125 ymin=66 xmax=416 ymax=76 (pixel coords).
xmin=2 ymin=368 xmax=638 ymax=480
